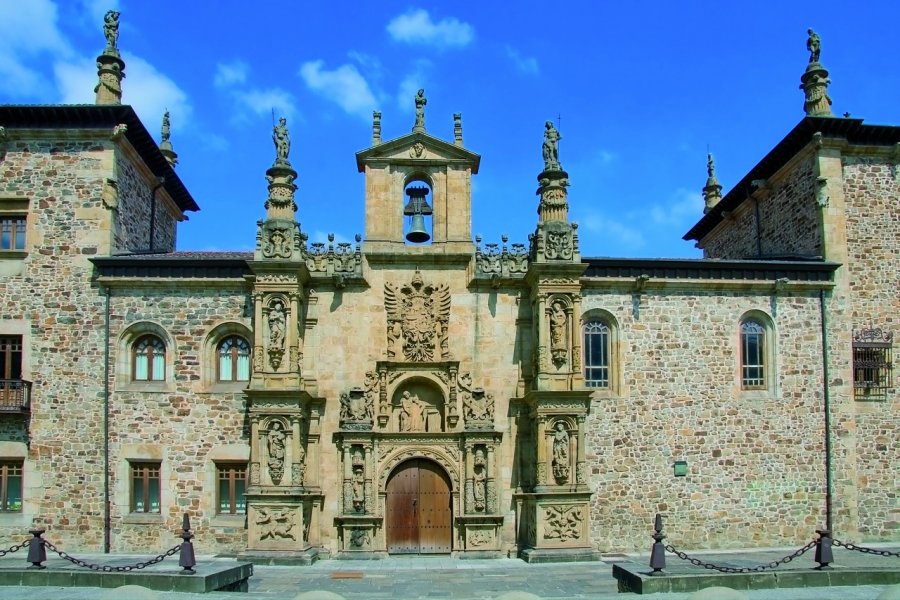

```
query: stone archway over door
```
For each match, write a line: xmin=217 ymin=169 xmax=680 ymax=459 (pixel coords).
xmin=385 ymin=459 xmax=452 ymax=554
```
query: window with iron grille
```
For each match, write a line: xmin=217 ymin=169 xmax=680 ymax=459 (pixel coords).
xmin=740 ymin=319 xmax=766 ymax=389
xmin=0 ymin=336 xmax=23 ymax=409
xmin=130 ymin=462 xmax=161 ymax=513
xmin=0 ymin=216 xmax=25 ymax=251
xmin=216 ymin=463 xmax=247 ymax=515
xmin=583 ymin=320 xmax=610 ymax=388
xmin=0 ymin=461 xmax=23 ymax=512
xmin=217 ymin=336 xmax=251 ymax=382
xmin=853 ymin=328 xmax=893 ymax=399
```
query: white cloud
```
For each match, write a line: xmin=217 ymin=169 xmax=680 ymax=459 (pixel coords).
xmin=54 ymin=53 xmax=192 ymax=134
xmin=648 ymin=188 xmax=704 ymax=226
xmin=299 ymin=60 xmax=377 ymax=119
xmin=386 ymin=9 xmax=474 ymax=49
xmin=0 ymin=0 xmax=73 ymax=98
xmin=579 ymin=212 xmax=645 ymax=250
xmin=395 ymin=59 xmax=432 ymax=110
xmin=234 ymin=88 xmax=297 ymax=121
xmin=505 ymin=45 xmax=538 ymax=75
xmin=214 ymin=61 xmax=248 ymax=89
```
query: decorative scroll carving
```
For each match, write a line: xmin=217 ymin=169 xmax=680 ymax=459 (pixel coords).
xmin=340 ymin=387 xmax=374 ymax=430
xmin=543 ymin=505 xmax=583 ymax=541
xmin=475 ymin=235 xmax=529 ymax=278
xmin=262 ymin=226 xmax=293 ymax=259
xmin=551 ymin=421 xmax=570 ymax=484
xmin=853 ymin=328 xmax=893 ymax=345
xmin=384 ymin=270 xmax=451 ymax=362
xmin=256 ymin=507 xmax=297 ymax=541
xmin=266 ymin=420 xmax=287 ymax=485
xmin=458 ymin=373 xmax=493 ymax=430
xmin=305 ymin=234 xmax=362 ymax=276
xmin=545 ymin=228 xmax=573 ymax=260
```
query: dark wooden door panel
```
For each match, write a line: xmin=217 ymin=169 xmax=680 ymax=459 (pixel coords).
xmin=386 ymin=459 xmax=452 ymax=555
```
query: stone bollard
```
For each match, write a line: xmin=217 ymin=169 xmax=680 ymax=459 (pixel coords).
xmin=26 ymin=528 xmax=46 ymax=569
xmin=814 ymin=529 xmax=833 ymax=570
xmin=178 ymin=513 xmax=196 ymax=574
xmin=649 ymin=513 xmax=666 ymax=576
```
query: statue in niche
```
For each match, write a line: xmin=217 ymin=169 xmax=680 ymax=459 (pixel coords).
xmin=413 ymin=89 xmax=427 ymax=131
xmin=549 ymin=301 xmax=568 ymax=365
xmin=351 ymin=465 xmax=365 ymax=512
xmin=807 ymin=28 xmax=821 ymax=63
xmin=256 ymin=506 xmax=296 ymax=541
xmin=273 ymin=117 xmax=291 ymax=163
xmin=398 ymin=391 xmax=426 ymax=432
xmin=552 ymin=421 xmax=570 ymax=483
xmin=103 ymin=10 xmax=120 ymax=51
xmin=268 ymin=301 xmax=285 ymax=348
xmin=542 ymin=121 xmax=561 ymax=170
xmin=472 ymin=448 xmax=487 ymax=512
xmin=267 ymin=421 xmax=287 ymax=485
xmin=384 ymin=270 xmax=451 ymax=362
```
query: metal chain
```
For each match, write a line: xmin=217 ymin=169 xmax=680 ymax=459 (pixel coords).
xmin=664 ymin=539 xmax=817 ymax=573
xmin=42 ymin=539 xmax=183 ymax=572
xmin=833 ymin=539 xmax=900 ymax=558
xmin=0 ymin=538 xmax=30 ymax=558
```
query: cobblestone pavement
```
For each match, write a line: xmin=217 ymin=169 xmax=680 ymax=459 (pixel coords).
xmin=0 ymin=545 xmax=897 ymax=599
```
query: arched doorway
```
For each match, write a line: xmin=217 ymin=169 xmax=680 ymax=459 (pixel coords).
xmin=385 ymin=459 xmax=452 ymax=554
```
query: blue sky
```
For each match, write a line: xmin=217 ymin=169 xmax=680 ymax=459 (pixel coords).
xmin=2 ymin=1 xmax=898 ymax=258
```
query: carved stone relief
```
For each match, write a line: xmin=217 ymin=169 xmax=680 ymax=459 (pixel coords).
xmin=340 ymin=387 xmax=374 ymax=430
xmin=384 ymin=270 xmax=451 ymax=362
xmin=543 ymin=504 xmax=583 ymax=541
xmin=459 ymin=373 xmax=493 ymax=430
xmin=349 ymin=528 xmax=370 ymax=549
xmin=262 ymin=225 xmax=293 ymax=259
xmin=468 ymin=529 xmax=492 ymax=547
xmin=256 ymin=506 xmax=298 ymax=541
xmin=545 ymin=228 xmax=574 ymax=260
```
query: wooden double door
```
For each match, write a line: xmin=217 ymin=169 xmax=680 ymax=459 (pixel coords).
xmin=385 ymin=459 xmax=452 ymax=554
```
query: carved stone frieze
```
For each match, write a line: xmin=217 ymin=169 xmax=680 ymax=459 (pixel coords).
xmin=384 ymin=269 xmax=451 ymax=361
xmin=256 ymin=506 xmax=298 ymax=541
xmin=256 ymin=273 xmax=297 ymax=285
xmin=543 ymin=504 xmax=583 ymax=541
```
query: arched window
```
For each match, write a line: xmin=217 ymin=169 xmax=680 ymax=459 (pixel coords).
xmin=740 ymin=319 xmax=766 ymax=389
xmin=133 ymin=335 xmax=165 ymax=381
xmin=583 ymin=320 xmax=611 ymax=388
xmin=217 ymin=336 xmax=251 ymax=382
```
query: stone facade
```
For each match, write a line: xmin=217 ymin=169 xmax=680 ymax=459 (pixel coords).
xmin=0 ymin=86 xmax=897 ymax=560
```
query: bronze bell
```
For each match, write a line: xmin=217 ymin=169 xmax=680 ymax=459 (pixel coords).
xmin=406 ymin=214 xmax=430 ymax=243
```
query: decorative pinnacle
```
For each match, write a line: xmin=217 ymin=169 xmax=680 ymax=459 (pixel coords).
xmin=159 ymin=110 xmax=178 ymax=168
xmin=800 ymin=28 xmax=833 ymax=117
xmin=412 ymin=89 xmax=427 ymax=133
xmin=94 ymin=10 xmax=125 ymax=105
xmin=272 ymin=117 xmax=291 ymax=165
xmin=702 ymin=153 xmax=723 ymax=214
xmin=453 ymin=113 xmax=463 ymax=146
xmin=372 ymin=111 xmax=382 ymax=145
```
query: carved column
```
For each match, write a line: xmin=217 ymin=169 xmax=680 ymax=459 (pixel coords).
xmin=464 ymin=444 xmax=475 ymax=513
xmin=536 ymin=415 xmax=548 ymax=485
xmin=342 ymin=445 xmax=352 ymax=513
xmin=575 ymin=415 xmax=586 ymax=485
xmin=486 ymin=444 xmax=497 ymax=514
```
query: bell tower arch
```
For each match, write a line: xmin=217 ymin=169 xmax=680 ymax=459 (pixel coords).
xmin=355 ymin=93 xmax=481 ymax=256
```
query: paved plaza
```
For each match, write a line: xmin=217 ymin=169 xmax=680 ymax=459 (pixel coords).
xmin=0 ymin=544 xmax=898 ymax=599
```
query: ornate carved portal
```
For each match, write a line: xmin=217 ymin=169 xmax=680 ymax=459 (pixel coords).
xmin=335 ymin=360 xmax=503 ymax=555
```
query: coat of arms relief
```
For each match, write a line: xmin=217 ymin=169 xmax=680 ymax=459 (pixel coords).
xmin=384 ymin=269 xmax=451 ymax=362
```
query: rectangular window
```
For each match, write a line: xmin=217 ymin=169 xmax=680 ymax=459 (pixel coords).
xmin=740 ymin=321 xmax=766 ymax=390
xmin=0 ymin=216 xmax=25 ymax=251
xmin=130 ymin=462 xmax=161 ymax=513
xmin=0 ymin=461 xmax=23 ymax=512
xmin=0 ymin=336 xmax=24 ymax=410
xmin=853 ymin=328 xmax=893 ymax=399
xmin=216 ymin=463 xmax=247 ymax=515
xmin=584 ymin=322 xmax=610 ymax=388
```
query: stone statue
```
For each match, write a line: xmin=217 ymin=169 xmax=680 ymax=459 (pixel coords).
xmin=103 ymin=10 xmax=120 ymax=52
xmin=413 ymin=89 xmax=427 ymax=132
xmin=542 ymin=121 xmax=561 ymax=170
xmin=161 ymin=110 xmax=171 ymax=144
xmin=707 ymin=153 xmax=715 ymax=178
xmin=273 ymin=117 xmax=290 ymax=163
xmin=552 ymin=421 xmax=570 ymax=483
xmin=399 ymin=391 xmax=426 ymax=432
xmin=472 ymin=448 xmax=487 ymax=511
xmin=268 ymin=301 xmax=285 ymax=350
xmin=806 ymin=29 xmax=821 ymax=64
xmin=267 ymin=421 xmax=287 ymax=485
xmin=549 ymin=301 xmax=567 ymax=363
xmin=351 ymin=465 xmax=365 ymax=512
